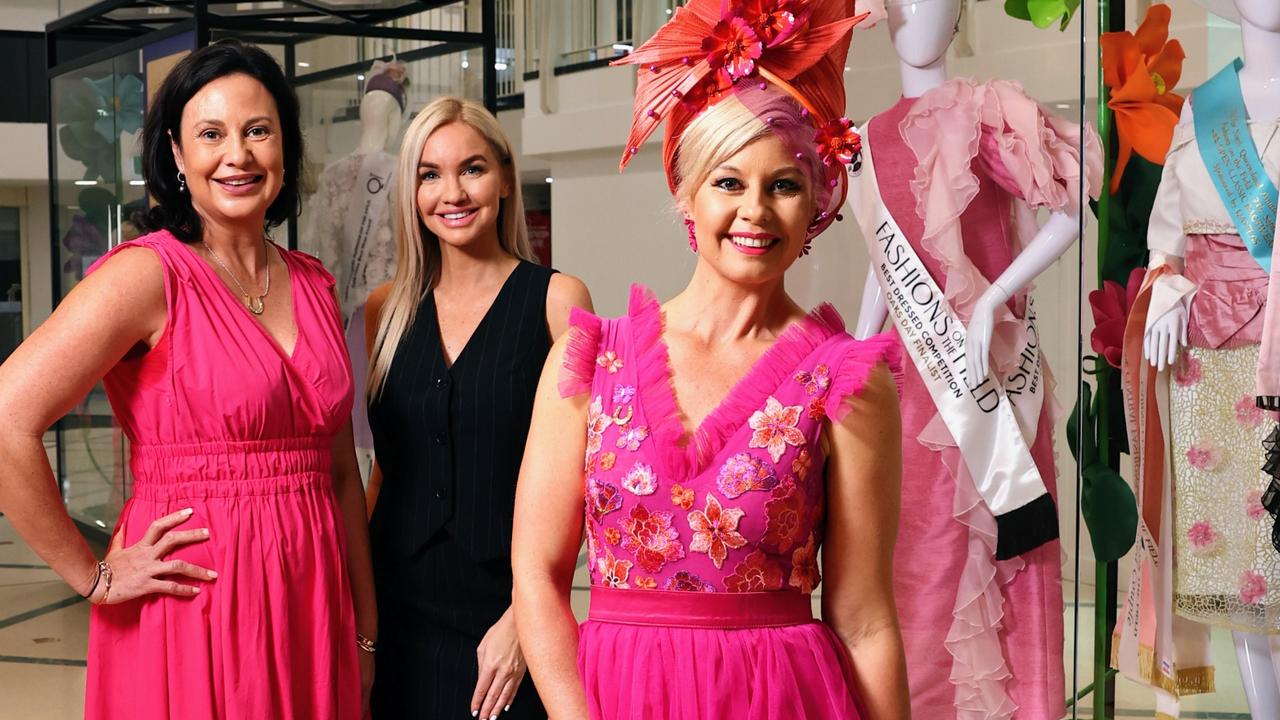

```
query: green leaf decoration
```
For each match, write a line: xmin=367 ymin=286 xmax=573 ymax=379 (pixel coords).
xmin=1071 ymin=381 xmax=1138 ymax=562
xmin=1004 ymin=0 xmax=1080 ymax=31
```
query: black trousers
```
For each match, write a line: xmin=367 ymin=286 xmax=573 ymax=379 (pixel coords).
xmin=370 ymin=529 xmax=547 ymax=719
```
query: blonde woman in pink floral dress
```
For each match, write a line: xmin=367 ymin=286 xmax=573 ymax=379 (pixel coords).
xmin=511 ymin=2 xmax=908 ymax=718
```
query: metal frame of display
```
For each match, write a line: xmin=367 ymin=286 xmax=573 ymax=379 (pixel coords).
xmin=45 ymin=0 xmax=496 ymax=541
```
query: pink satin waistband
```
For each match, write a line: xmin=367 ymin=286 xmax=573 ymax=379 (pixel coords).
xmin=587 ymin=587 xmax=815 ymax=629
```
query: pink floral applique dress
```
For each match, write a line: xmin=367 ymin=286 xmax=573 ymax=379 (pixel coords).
xmin=559 ymin=285 xmax=901 ymax=719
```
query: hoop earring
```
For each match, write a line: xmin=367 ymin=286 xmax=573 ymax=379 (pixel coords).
xmin=683 ymin=218 xmax=698 ymax=253
xmin=177 ymin=172 xmax=187 ymax=193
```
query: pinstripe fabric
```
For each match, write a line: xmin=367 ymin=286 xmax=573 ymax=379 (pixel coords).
xmin=368 ymin=260 xmax=553 ymax=718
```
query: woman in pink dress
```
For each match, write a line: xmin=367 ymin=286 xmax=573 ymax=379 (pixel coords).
xmin=511 ymin=2 xmax=909 ymax=717
xmin=0 ymin=40 xmax=374 ymax=718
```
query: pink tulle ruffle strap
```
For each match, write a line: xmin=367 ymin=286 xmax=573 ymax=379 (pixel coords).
xmin=558 ymin=306 xmax=604 ymax=398
xmin=826 ymin=332 xmax=904 ymax=424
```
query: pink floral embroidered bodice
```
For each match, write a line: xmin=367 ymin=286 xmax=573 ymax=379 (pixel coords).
xmin=560 ymin=285 xmax=899 ymax=594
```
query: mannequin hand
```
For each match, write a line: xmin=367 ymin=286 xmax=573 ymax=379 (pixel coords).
xmin=471 ymin=608 xmax=525 ymax=719
xmin=964 ymin=294 xmax=998 ymax=390
xmin=1142 ymin=300 xmax=1189 ymax=372
xmin=95 ymin=508 xmax=216 ymax=604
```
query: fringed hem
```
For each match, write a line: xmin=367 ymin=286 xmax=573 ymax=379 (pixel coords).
xmin=1110 ymin=640 xmax=1217 ymax=697
xmin=1262 ymin=422 xmax=1280 ymax=554
xmin=558 ymin=307 xmax=604 ymax=398
xmin=627 ymin=284 xmax=848 ymax=480
xmin=825 ymin=332 xmax=903 ymax=425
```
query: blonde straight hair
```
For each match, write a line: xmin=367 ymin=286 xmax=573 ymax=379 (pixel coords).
xmin=368 ymin=96 xmax=534 ymax=398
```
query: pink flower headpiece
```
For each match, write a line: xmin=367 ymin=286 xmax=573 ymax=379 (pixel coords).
xmin=613 ymin=0 xmax=871 ymax=235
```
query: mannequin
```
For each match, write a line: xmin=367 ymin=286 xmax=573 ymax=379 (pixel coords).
xmin=1138 ymin=1 xmax=1280 ymax=717
xmin=846 ymin=0 xmax=1099 ymax=716
xmin=301 ymin=60 xmax=407 ymax=482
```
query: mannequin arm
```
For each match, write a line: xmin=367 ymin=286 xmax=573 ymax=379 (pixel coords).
xmin=1142 ymin=250 xmax=1191 ymax=372
xmin=965 ymin=210 xmax=1078 ymax=388
xmin=854 ymin=266 xmax=890 ymax=340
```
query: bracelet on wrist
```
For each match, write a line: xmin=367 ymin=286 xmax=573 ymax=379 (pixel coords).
xmin=90 ymin=561 xmax=113 ymax=605
xmin=81 ymin=562 xmax=102 ymax=599
xmin=356 ymin=633 xmax=376 ymax=654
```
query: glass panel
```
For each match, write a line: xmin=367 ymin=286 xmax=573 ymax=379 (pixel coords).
xmin=50 ymin=54 xmax=127 ymax=533
xmin=296 ymin=45 xmax=485 ymax=268
xmin=0 ymin=207 xmax=21 ymax=362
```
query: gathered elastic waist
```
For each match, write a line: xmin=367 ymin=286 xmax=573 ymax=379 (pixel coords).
xmin=129 ymin=437 xmax=332 ymax=499
xmin=587 ymin=587 xmax=815 ymax=629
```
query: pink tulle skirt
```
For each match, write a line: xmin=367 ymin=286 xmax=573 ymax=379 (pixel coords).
xmin=577 ymin=588 xmax=866 ymax=719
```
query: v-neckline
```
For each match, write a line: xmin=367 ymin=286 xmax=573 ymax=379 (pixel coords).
xmin=431 ymin=261 xmax=524 ymax=370
xmin=627 ymin=285 xmax=843 ymax=479
xmin=180 ymin=237 xmax=303 ymax=362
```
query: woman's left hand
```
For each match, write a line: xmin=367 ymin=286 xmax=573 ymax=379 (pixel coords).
xmin=359 ymin=648 xmax=374 ymax=717
xmin=471 ymin=608 xmax=525 ymax=719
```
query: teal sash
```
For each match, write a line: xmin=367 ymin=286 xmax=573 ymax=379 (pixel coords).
xmin=1193 ymin=59 xmax=1277 ymax=274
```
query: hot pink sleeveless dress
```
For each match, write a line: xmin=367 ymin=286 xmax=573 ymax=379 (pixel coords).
xmin=559 ymin=285 xmax=901 ymax=719
xmin=82 ymin=229 xmax=360 ymax=719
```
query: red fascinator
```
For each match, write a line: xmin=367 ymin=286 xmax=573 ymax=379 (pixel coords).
xmin=612 ymin=0 xmax=868 ymax=236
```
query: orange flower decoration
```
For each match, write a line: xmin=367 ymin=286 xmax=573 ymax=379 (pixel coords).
xmin=1100 ymin=4 xmax=1185 ymax=193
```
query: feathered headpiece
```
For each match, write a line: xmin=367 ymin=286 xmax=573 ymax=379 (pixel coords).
xmin=612 ymin=0 xmax=872 ymax=235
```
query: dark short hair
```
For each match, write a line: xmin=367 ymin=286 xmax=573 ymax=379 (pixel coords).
xmin=136 ymin=39 xmax=303 ymax=243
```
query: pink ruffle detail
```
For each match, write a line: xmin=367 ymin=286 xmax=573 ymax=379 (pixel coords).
xmin=916 ymin=413 xmax=1026 ymax=718
xmin=558 ymin=306 xmax=604 ymax=398
xmin=627 ymin=284 xmax=846 ymax=480
xmin=826 ymin=332 xmax=904 ymax=424
xmin=898 ymin=78 xmax=1103 ymax=323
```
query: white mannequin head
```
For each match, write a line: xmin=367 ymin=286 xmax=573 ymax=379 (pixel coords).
xmin=1198 ymin=0 xmax=1280 ymax=29
xmin=887 ymin=0 xmax=960 ymax=69
xmin=357 ymin=90 xmax=402 ymax=153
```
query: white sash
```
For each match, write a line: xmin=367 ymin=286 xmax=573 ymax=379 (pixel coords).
xmin=340 ymin=151 xmax=397 ymax=313
xmin=848 ymin=127 xmax=1055 ymax=557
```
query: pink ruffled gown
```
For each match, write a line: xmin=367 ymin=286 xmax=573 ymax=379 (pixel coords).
xmin=83 ymin=229 xmax=361 ymax=719
xmin=559 ymin=285 xmax=900 ymax=719
xmin=866 ymin=79 xmax=1095 ymax=718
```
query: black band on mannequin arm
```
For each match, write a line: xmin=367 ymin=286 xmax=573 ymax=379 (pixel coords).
xmin=1261 ymin=423 xmax=1280 ymax=554
xmin=994 ymin=493 xmax=1060 ymax=560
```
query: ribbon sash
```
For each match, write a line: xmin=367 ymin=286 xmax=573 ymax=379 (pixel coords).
xmin=848 ymin=128 xmax=1055 ymax=558
xmin=340 ymin=151 xmax=397 ymax=314
xmin=1193 ymin=59 xmax=1277 ymax=274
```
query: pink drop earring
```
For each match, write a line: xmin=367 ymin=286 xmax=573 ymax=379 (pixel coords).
xmin=684 ymin=218 xmax=698 ymax=253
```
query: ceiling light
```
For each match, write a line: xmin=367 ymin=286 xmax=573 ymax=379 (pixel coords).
xmin=461 ymin=60 xmax=470 ymax=69
xmin=545 ymin=177 xmax=553 ymax=184
xmin=494 ymin=62 xmax=508 ymax=70
xmin=297 ymin=61 xmax=311 ymax=68
xmin=357 ymin=74 xmax=365 ymax=81
xmin=129 ymin=180 xmax=145 ymax=186
xmin=612 ymin=44 xmax=634 ymax=52
xmin=74 ymin=180 xmax=97 ymax=186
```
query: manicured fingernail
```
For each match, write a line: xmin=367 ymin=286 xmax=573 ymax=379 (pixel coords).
xmin=471 ymin=712 xmax=478 ymax=718
xmin=208 ymin=570 xmax=218 ymax=579
xmin=182 ymin=508 xmax=194 ymax=516
xmin=202 ymin=528 xmax=210 ymax=537
xmin=505 ymin=706 xmax=511 ymax=713
xmin=192 ymin=587 xmax=201 ymax=593
xmin=490 ymin=715 xmax=497 ymax=720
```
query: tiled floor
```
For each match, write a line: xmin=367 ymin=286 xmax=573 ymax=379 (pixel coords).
xmin=0 ymin=513 xmax=1265 ymax=719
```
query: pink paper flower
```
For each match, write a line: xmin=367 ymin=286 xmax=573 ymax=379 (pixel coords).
xmin=1240 ymin=570 xmax=1268 ymax=605
xmin=596 ymin=350 xmax=624 ymax=374
xmin=1186 ymin=520 xmax=1220 ymax=556
xmin=1185 ymin=440 xmax=1224 ymax=472
xmin=789 ymin=532 xmax=821 ymax=593
xmin=716 ymin=452 xmax=779 ymax=498
xmin=621 ymin=504 xmax=686 ymax=573
xmin=748 ymin=396 xmax=806 ymax=462
xmin=1236 ymin=396 xmax=1265 ymax=428
xmin=622 ymin=462 xmax=658 ymax=496
xmin=1246 ymin=490 xmax=1267 ymax=521
xmin=688 ymin=494 xmax=749 ymax=569
xmin=615 ymin=424 xmax=650 ymax=452
xmin=702 ymin=15 xmax=763 ymax=81
xmin=1173 ymin=354 xmax=1202 ymax=386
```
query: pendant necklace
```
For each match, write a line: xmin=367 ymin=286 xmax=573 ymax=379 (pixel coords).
xmin=202 ymin=238 xmax=270 ymax=315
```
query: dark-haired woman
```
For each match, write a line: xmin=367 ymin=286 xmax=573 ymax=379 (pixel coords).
xmin=0 ymin=40 xmax=374 ymax=718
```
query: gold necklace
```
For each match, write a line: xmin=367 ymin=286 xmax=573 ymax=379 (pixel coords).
xmin=201 ymin=239 xmax=271 ymax=315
